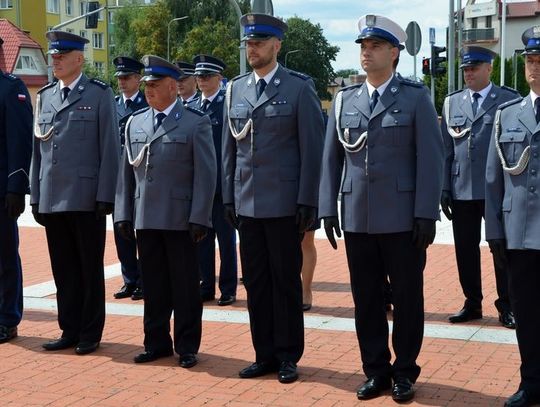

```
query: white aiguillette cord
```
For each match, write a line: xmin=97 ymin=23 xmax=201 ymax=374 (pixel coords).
xmin=335 ymin=90 xmax=367 ymax=153
xmin=33 ymin=93 xmax=54 ymax=141
xmin=493 ymin=109 xmax=530 ymax=176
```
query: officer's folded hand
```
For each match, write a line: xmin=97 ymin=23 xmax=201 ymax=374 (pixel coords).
xmin=189 ymin=223 xmax=208 ymax=243
xmin=115 ymin=221 xmax=135 ymax=241
xmin=323 ymin=216 xmax=341 ymax=250
xmin=412 ymin=218 xmax=436 ymax=250
xmin=440 ymin=190 xmax=453 ymax=221
xmin=5 ymin=192 xmax=25 ymax=219
xmin=31 ymin=204 xmax=46 ymax=226
xmin=488 ymin=239 xmax=507 ymax=265
xmin=95 ymin=201 xmax=114 ymax=218
xmin=224 ymin=204 xmax=239 ymax=229
xmin=296 ymin=205 xmax=316 ymax=233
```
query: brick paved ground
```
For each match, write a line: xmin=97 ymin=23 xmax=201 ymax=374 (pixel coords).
xmin=0 ymin=220 xmax=523 ymax=406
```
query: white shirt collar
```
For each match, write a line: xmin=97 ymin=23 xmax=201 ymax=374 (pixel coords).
xmin=59 ymin=72 xmax=83 ymax=91
xmin=468 ymin=82 xmax=492 ymax=106
xmin=183 ymin=92 xmax=198 ymax=103
xmin=366 ymin=74 xmax=394 ymax=98
xmin=153 ymin=99 xmax=178 ymax=117
xmin=201 ymin=88 xmax=221 ymax=104
xmin=253 ymin=63 xmax=280 ymax=85
xmin=123 ymin=91 xmax=140 ymax=105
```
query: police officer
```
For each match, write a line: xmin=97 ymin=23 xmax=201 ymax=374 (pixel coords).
xmin=441 ymin=47 xmax=518 ymax=328
xmin=112 ymin=56 xmax=147 ymax=301
xmin=0 ymin=69 xmax=32 ymax=344
xmin=115 ymin=56 xmax=216 ymax=368
xmin=175 ymin=61 xmax=199 ymax=105
xmin=222 ymin=13 xmax=324 ymax=384
xmin=191 ymin=54 xmax=238 ymax=306
xmin=485 ymin=26 xmax=540 ymax=407
xmin=30 ymin=31 xmax=119 ymax=355
xmin=319 ymin=15 xmax=443 ymax=401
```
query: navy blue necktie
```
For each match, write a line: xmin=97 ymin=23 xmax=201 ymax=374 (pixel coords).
xmin=535 ymin=98 xmax=540 ymax=124
xmin=369 ymin=89 xmax=379 ymax=112
xmin=472 ymin=92 xmax=481 ymax=116
xmin=257 ymin=79 xmax=267 ymax=99
xmin=201 ymin=99 xmax=210 ymax=111
xmin=125 ymin=99 xmax=132 ymax=110
xmin=153 ymin=113 xmax=166 ymax=132
xmin=62 ymin=87 xmax=70 ymax=102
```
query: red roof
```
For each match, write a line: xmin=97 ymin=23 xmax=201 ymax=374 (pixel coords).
xmin=506 ymin=1 xmax=540 ymax=18
xmin=0 ymin=18 xmax=43 ymax=72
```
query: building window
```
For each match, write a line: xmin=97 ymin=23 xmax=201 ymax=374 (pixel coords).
xmin=65 ymin=0 xmax=73 ymax=15
xmin=471 ymin=17 xmax=477 ymax=29
xmin=16 ymin=55 xmax=38 ymax=71
xmin=94 ymin=61 xmax=104 ymax=72
xmin=0 ymin=0 xmax=13 ymax=9
xmin=47 ymin=0 xmax=60 ymax=13
xmin=486 ymin=15 xmax=492 ymax=29
xmin=79 ymin=30 xmax=87 ymax=39
xmin=66 ymin=28 xmax=74 ymax=34
xmin=92 ymin=32 xmax=103 ymax=49
xmin=80 ymin=1 xmax=86 ymax=16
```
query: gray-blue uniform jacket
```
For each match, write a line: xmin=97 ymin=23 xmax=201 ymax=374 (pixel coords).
xmin=485 ymin=95 xmax=540 ymax=250
xmin=30 ymin=75 xmax=120 ymax=212
xmin=319 ymin=76 xmax=444 ymax=233
xmin=442 ymin=84 xmax=519 ymax=200
xmin=116 ymin=91 xmax=147 ymax=147
xmin=114 ymin=100 xmax=216 ymax=230
xmin=222 ymin=65 xmax=324 ymax=217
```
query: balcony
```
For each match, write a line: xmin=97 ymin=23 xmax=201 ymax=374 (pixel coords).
xmin=463 ymin=28 xmax=497 ymax=43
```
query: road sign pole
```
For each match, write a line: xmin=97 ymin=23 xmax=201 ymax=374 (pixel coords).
xmin=429 ymin=28 xmax=435 ymax=104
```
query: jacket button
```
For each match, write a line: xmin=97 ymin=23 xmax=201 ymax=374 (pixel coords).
xmin=531 ymin=169 xmax=537 ymax=175
xmin=530 ymin=186 xmax=536 ymax=192
xmin=534 ymin=152 xmax=539 ymax=158
xmin=52 ymin=159 xmax=57 ymax=164
xmin=54 ymin=130 xmax=59 ymax=135
xmin=148 ymin=177 xmax=153 ymax=182
xmin=53 ymin=144 xmax=58 ymax=149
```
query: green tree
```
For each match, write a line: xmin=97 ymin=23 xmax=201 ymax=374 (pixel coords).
xmin=174 ymin=18 xmax=241 ymax=79
xmin=491 ymin=55 xmax=529 ymax=96
xmin=335 ymin=68 xmax=359 ymax=78
xmin=279 ymin=16 xmax=339 ymax=100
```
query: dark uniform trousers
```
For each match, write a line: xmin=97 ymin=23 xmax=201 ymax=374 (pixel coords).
xmin=198 ymin=194 xmax=237 ymax=297
xmin=113 ymin=216 xmax=140 ymax=287
xmin=452 ymin=199 xmax=510 ymax=312
xmin=344 ymin=231 xmax=425 ymax=382
xmin=0 ymin=202 xmax=23 ymax=327
xmin=137 ymin=229 xmax=202 ymax=356
xmin=507 ymin=249 xmax=540 ymax=397
xmin=238 ymin=216 xmax=304 ymax=363
xmin=43 ymin=212 xmax=106 ymax=342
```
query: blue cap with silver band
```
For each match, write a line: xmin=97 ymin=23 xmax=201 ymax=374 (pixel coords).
xmin=460 ymin=46 xmax=497 ymax=68
xmin=113 ymin=56 xmax=144 ymax=77
xmin=240 ymin=13 xmax=288 ymax=40
xmin=521 ymin=25 xmax=540 ymax=55
xmin=193 ymin=55 xmax=226 ymax=76
xmin=46 ymin=30 xmax=89 ymax=54
xmin=175 ymin=61 xmax=196 ymax=77
xmin=140 ymin=55 xmax=183 ymax=82
xmin=355 ymin=14 xmax=407 ymax=51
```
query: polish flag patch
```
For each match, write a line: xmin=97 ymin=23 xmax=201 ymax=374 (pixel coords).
xmin=18 ymin=94 xmax=26 ymax=101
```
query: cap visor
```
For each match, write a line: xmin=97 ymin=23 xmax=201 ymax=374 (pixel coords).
xmin=48 ymin=49 xmax=73 ymax=55
xmin=140 ymin=74 xmax=166 ymax=82
xmin=115 ymin=71 xmax=137 ymax=77
xmin=242 ymin=33 xmax=273 ymax=41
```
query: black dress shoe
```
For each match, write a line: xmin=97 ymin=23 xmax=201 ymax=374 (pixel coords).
xmin=392 ymin=377 xmax=415 ymax=402
xmin=504 ymin=389 xmax=539 ymax=407
xmin=75 ymin=341 xmax=99 ymax=355
xmin=201 ymin=292 xmax=215 ymax=302
xmin=42 ymin=337 xmax=78 ymax=351
xmin=0 ymin=325 xmax=17 ymax=344
xmin=179 ymin=353 xmax=198 ymax=368
xmin=114 ymin=284 xmax=136 ymax=299
xmin=133 ymin=349 xmax=174 ymax=363
xmin=131 ymin=287 xmax=144 ymax=301
xmin=356 ymin=376 xmax=392 ymax=400
xmin=499 ymin=310 xmax=516 ymax=329
xmin=239 ymin=361 xmax=278 ymax=378
xmin=278 ymin=361 xmax=298 ymax=383
xmin=217 ymin=295 xmax=236 ymax=306
xmin=448 ymin=307 xmax=482 ymax=323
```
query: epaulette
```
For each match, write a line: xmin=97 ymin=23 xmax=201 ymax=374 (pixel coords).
xmin=132 ymin=106 xmax=150 ymax=116
xmin=115 ymin=95 xmax=121 ymax=102
xmin=445 ymin=88 xmax=463 ymax=97
xmin=287 ymin=69 xmax=311 ymax=81
xmin=89 ymin=78 xmax=109 ymax=89
xmin=37 ymin=81 xmax=57 ymax=93
xmin=230 ymin=72 xmax=251 ymax=83
xmin=340 ymin=83 xmax=363 ymax=92
xmin=498 ymin=97 xmax=523 ymax=110
xmin=501 ymin=85 xmax=520 ymax=95
xmin=398 ymin=77 xmax=423 ymax=88
xmin=2 ymin=72 xmax=19 ymax=81
xmin=185 ymin=106 xmax=205 ymax=116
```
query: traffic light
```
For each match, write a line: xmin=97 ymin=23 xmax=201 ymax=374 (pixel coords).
xmin=431 ymin=45 xmax=446 ymax=76
xmin=85 ymin=1 xmax=100 ymax=29
xmin=422 ymin=58 xmax=430 ymax=76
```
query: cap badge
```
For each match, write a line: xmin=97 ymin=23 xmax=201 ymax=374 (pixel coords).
xmin=366 ymin=15 xmax=376 ymax=27
xmin=247 ymin=14 xmax=255 ymax=24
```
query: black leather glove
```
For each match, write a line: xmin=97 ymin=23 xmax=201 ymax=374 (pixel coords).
xmin=95 ymin=201 xmax=114 ymax=218
xmin=488 ymin=239 xmax=508 ymax=265
xmin=412 ymin=218 xmax=436 ymax=250
xmin=189 ymin=223 xmax=208 ymax=243
xmin=31 ymin=204 xmax=46 ymax=226
xmin=116 ymin=221 xmax=135 ymax=241
xmin=296 ymin=205 xmax=316 ymax=233
xmin=440 ymin=190 xmax=453 ymax=221
xmin=323 ymin=216 xmax=341 ymax=250
xmin=5 ymin=193 xmax=25 ymax=219
xmin=224 ymin=204 xmax=239 ymax=229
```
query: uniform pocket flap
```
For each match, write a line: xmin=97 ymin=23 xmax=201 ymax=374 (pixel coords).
xmin=448 ymin=117 xmax=467 ymax=127
xmin=171 ymin=187 xmax=192 ymax=200
xmin=38 ymin=113 xmax=54 ymax=124
xmin=70 ymin=111 xmax=96 ymax=121
xmin=78 ymin=167 xmax=98 ymax=178
xmin=340 ymin=116 xmax=361 ymax=129
xmin=382 ymin=113 xmax=412 ymax=127
xmin=130 ymin=135 xmax=147 ymax=143
xmin=341 ymin=178 xmax=352 ymax=193
xmin=397 ymin=176 xmax=415 ymax=191
xmin=162 ymin=134 xmax=187 ymax=144
xmin=265 ymin=104 xmax=293 ymax=117
xmin=499 ymin=132 xmax=526 ymax=143
xmin=230 ymin=107 xmax=249 ymax=119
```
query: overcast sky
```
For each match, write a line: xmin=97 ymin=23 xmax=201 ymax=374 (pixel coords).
xmin=271 ymin=0 xmax=532 ymax=79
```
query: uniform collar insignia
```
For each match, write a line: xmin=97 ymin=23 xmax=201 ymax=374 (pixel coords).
xmin=521 ymin=99 xmax=527 ymax=107
xmin=274 ymin=78 xmax=281 ymax=86
xmin=390 ymin=86 xmax=398 ymax=93
xmin=78 ymin=85 xmax=84 ymax=92
xmin=462 ymin=94 xmax=467 ymax=100
xmin=136 ymin=96 xmax=141 ymax=103
xmin=490 ymin=93 xmax=496 ymax=98
xmin=357 ymin=88 xmax=363 ymax=96
xmin=217 ymin=95 xmax=224 ymax=102
xmin=247 ymin=77 xmax=253 ymax=86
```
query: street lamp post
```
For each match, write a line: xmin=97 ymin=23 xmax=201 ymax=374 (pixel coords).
xmin=284 ymin=49 xmax=301 ymax=67
xmin=167 ymin=16 xmax=188 ymax=61
xmin=227 ymin=0 xmax=246 ymax=75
